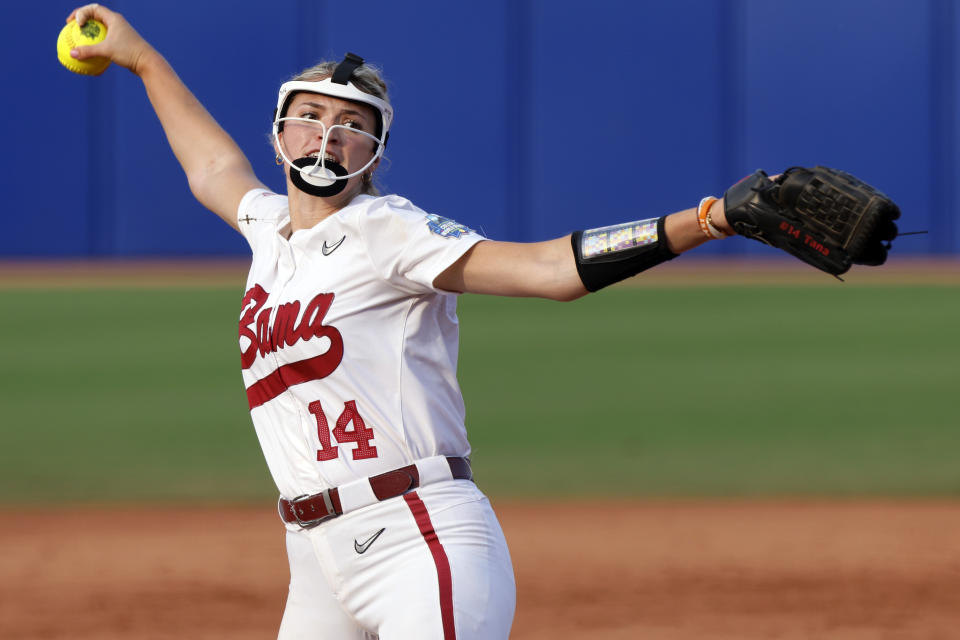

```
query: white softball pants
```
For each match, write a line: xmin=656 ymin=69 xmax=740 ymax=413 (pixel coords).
xmin=277 ymin=479 xmax=516 ymax=639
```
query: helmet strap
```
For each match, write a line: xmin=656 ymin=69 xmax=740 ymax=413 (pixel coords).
xmin=332 ymin=52 xmax=364 ymax=85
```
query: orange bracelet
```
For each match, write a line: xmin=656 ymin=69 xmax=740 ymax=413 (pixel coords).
xmin=706 ymin=203 xmax=731 ymax=238
xmin=696 ymin=196 xmax=724 ymax=239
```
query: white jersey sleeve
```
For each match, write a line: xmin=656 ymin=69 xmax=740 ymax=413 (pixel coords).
xmin=357 ymin=195 xmax=485 ymax=294
xmin=236 ymin=188 xmax=289 ymax=246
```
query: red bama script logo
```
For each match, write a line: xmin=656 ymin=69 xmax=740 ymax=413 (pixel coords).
xmin=238 ymin=284 xmax=344 ymax=375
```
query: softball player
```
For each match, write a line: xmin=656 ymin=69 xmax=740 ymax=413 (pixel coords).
xmin=68 ymin=5 xmax=739 ymax=638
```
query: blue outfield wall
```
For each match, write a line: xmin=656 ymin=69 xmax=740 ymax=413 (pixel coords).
xmin=3 ymin=0 xmax=956 ymax=257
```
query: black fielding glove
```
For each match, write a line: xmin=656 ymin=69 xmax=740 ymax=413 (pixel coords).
xmin=723 ymin=167 xmax=901 ymax=276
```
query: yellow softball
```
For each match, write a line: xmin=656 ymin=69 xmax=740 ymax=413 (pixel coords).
xmin=57 ymin=19 xmax=111 ymax=76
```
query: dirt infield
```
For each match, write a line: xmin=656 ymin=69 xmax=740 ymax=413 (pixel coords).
xmin=1 ymin=257 xmax=958 ymax=288
xmin=2 ymin=501 xmax=958 ymax=639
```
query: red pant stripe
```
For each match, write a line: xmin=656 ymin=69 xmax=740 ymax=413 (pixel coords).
xmin=403 ymin=492 xmax=456 ymax=640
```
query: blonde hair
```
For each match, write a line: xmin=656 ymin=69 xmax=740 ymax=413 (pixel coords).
xmin=287 ymin=61 xmax=391 ymax=196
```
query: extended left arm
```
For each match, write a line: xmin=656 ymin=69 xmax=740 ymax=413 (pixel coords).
xmin=437 ymin=165 xmax=900 ymax=297
xmin=433 ymin=199 xmax=732 ymax=300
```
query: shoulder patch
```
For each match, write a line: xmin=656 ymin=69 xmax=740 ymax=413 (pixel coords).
xmin=425 ymin=214 xmax=474 ymax=238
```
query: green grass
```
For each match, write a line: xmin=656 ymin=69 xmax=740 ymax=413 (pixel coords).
xmin=0 ymin=289 xmax=269 ymax=503
xmin=0 ymin=284 xmax=957 ymax=504
xmin=457 ymin=285 xmax=960 ymax=497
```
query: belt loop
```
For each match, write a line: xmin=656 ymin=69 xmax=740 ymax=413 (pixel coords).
xmin=416 ymin=455 xmax=456 ymax=486
xmin=321 ymin=489 xmax=335 ymax=516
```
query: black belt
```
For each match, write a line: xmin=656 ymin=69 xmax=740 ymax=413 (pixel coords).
xmin=279 ymin=457 xmax=473 ymax=528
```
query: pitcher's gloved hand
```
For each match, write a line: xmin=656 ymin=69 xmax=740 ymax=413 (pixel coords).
xmin=723 ymin=166 xmax=900 ymax=276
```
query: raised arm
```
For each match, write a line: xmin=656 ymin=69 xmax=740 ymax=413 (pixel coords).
xmin=434 ymin=200 xmax=731 ymax=300
xmin=68 ymin=4 xmax=266 ymax=231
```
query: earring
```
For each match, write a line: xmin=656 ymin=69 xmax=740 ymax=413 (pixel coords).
xmin=275 ymin=153 xmax=283 ymax=165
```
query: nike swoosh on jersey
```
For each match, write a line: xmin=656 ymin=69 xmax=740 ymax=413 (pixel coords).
xmin=354 ymin=527 xmax=386 ymax=554
xmin=322 ymin=236 xmax=346 ymax=256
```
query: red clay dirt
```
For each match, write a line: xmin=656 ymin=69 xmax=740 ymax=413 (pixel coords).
xmin=1 ymin=257 xmax=958 ymax=289
xmin=2 ymin=501 xmax=959 ymax=639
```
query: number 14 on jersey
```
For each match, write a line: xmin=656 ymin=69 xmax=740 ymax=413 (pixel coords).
xmin=308 ymin=400 xmax=379 ymax=461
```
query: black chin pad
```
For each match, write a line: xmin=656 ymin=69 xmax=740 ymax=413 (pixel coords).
xmin=290 ymin=157 xmax=349 ymax=197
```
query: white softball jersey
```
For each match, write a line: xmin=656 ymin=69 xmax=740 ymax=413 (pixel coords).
xmin=236 ymin=189 xmax=485 ymax=502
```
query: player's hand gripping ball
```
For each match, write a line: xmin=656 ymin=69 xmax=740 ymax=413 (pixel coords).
xmin=57 ymin=19 xmax=111 ymax=76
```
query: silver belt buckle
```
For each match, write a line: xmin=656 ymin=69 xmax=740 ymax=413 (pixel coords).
xmin=288 ymin=491 xmax=337 ymax=529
